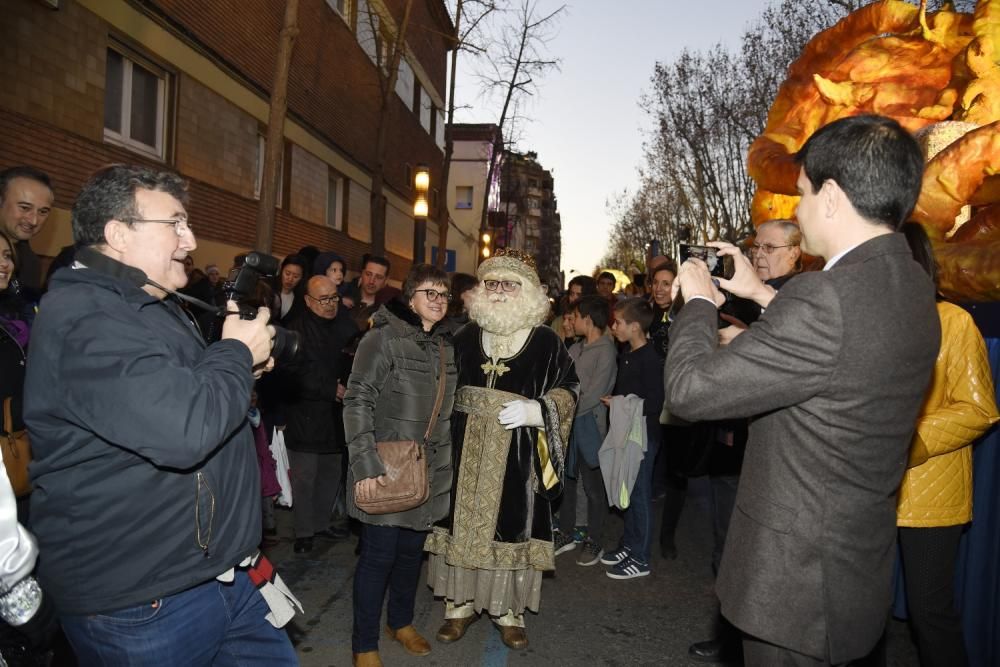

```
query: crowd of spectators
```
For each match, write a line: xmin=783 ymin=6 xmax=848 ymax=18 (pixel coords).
xmin=0 ymin=112 xmax=998 ymax=667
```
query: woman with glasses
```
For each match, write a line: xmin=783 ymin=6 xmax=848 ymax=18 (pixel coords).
xmin=344 ymin=264 xmax=457 ymax=667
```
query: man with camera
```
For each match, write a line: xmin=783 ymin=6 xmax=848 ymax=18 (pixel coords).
xmin=23 ymin=165 xmax=298 ymax=664
xmin=665 ymin=115 xmax=940 ymax=665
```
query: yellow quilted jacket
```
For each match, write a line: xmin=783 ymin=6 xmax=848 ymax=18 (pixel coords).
xmin=897 ymin=302 xmax=999 ymax=527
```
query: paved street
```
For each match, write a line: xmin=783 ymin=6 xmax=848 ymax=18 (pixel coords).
xmin=266 ymin=479 xmax=919 ymax=666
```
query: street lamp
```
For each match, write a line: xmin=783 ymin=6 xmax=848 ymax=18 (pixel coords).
xmin=413 ymin=164 xmax=430 ymax=264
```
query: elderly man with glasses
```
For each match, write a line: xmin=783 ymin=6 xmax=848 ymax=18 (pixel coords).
xmin=425 ymin=249 xmax=579 ymax=650
xmin=280 ymin=275 xmax=358 ymax=554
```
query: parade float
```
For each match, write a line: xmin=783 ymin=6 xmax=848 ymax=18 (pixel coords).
xmin=748 ymin=0 xmax=999 ymax=301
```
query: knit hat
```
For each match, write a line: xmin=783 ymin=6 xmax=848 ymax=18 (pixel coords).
xmin=313 ymin=252 xmax=345 ymax=277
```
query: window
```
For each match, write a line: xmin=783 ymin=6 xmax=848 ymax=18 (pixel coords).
xmin=435 ymin=109 xmax=445 ymax=151
xmin=104 ymin=45 xmax=168 ymax=160
xmin=356 ymin=0 xmax=381 ymax=65
xmin=325 ymin=0 xmax=350 ymax=21
xmin=404 ymin=163 xmax=413 ymax=191
xmin=419 ymin=90 xmax=432 ymax=133
xmin=327 ymin=168 xmax=347 ymax=231
xmin=455 ymin=186 xmax=474 ymax=210
xmin=395 ymin=59 xmax=414 ymax=106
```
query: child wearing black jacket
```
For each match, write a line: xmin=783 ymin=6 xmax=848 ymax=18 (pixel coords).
xmin=599 ymin=297 xmax=665 ymax=579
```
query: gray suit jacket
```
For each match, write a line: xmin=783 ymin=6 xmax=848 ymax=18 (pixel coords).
xmin=665 ymin=234 xmax=939 ymax=662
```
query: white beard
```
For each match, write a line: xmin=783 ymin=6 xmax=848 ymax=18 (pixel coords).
xmin=468 ymin=280 xmax=551 ymax=359
xmin=468 ymin=282 xmax=550 ymax=336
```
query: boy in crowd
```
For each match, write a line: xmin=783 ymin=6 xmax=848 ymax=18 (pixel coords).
xmin=600 ymin=297 xmax=665 ymax=579
xmin=557 ymin=295 xmax=618 ymax=565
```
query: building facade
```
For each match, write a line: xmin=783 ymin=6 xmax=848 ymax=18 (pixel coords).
xmin=0 ymin=0 xmax=452 ymax=282
xmin=495 ymin=150 xmax=561 ymax=291
xmin=444 ymin=122 xmax=501 ymax=275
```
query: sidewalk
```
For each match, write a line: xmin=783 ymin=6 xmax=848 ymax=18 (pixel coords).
xmin=266 ymin=478 xmax=918 ymax=666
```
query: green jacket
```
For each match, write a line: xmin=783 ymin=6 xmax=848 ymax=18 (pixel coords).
xmin=344 ymin=299 xmax=457 ymax=528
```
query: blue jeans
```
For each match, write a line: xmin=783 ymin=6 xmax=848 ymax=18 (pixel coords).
xmin=622 ymin=440 xmax=659 ymax=564
xmin=60 ymin=570 xmax=297 ymax=666
xmin=352 ymin=523 xmax=427 ymax=652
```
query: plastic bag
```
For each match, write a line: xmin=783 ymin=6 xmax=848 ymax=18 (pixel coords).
xmin=269 ymin=428 xmax=293 ymax=507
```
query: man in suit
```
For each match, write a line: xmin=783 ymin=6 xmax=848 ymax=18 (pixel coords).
xmin=665 ymin=114 xmax=940 ymax=666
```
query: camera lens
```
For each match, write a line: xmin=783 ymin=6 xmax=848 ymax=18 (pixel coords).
xmin=270 ymin=326 xmax=299 ymax=364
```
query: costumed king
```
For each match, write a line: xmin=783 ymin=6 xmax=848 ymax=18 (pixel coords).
xmin=425 ymin=249 xmax=579 ymax=649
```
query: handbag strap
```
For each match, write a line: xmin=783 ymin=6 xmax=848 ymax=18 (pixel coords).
xmin=2 ymin=397 xmax=12 ymax=434
xmin=422 ymin=340 xmax=447 ymax=445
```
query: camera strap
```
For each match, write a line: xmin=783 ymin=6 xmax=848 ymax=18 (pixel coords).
xmin=75 ymin=246 xmax=225 ymax=316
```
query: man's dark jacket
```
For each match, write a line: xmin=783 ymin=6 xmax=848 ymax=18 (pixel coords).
xmin=280 ymin=307 xmax=357 ymax=452
xmin=666 ymin=234 xmax=940 ymax=662
xmin=24 ymin=263 xmax=261 ymax=615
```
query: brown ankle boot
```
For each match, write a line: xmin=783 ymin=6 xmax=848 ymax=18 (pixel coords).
xmin=352 ymin=650 xmax=382 ymax=667
xmin=435 ymin=614 xmax=479 ymax=643
xmin=499 ymin=625 xmax=529 ymax=649
xmin=385 ymin=625 xmax=431 ymax=656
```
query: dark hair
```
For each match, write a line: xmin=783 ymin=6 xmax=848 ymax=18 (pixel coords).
xmin=573 ymin=294 xmax=609 ymax=330
xmin=363 ymin=254 xmax=391 ymax=274
xmin=901 ymin=222 xmax=938 ymax=293
xmin=280 ymin=254 xmax=308 ymax=273
xmin=0 ymin=166 xmax=53 ymax=202
xmin=71 ymin=164 xmax=188 ymax=247
xmin=0 ymin=231 xmax=17 ymax=269
xmin=402 ymin=263 xmax=449 ymax=301
xmin=296 ymin=246 xmax=320 ymax=275
xmin=614 ymin=296 xmax=654 ymax=331
xmin=794 ymin=115 xmax=923 ymax=229
xmin=597 ymin=271 xmax=616 ymax=285
xmin=447 ymin=272 xmax=478 ymax=317
xmin=313 ymin=251 xmax=345 ymax=277
xmin=568 ymin=275 xmax=598 ymax=295
xmin=649 ymin=258 xmax=677 ymax=281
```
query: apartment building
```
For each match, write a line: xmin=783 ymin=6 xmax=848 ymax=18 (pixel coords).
xmin=0 ymin=0 xmax=452 ymax=281
xmin=497 ymin=149 xmax=562 ymax=291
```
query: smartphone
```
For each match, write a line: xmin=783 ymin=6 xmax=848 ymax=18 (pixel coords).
xmin=677 ymin=244 xmax=735 ymax=280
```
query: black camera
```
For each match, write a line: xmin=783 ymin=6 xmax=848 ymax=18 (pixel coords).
xmin=224 ymin=252 xmax=299 ymax=363
xmin=677 ymin=244 xmax=735 ymax=280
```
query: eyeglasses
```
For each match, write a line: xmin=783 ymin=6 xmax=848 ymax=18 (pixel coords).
xmin=131 ymin=217 xmax=193 ymax=237
xmin=413 ymin=288 xmax=450 ymax=302
xmin=306 ymin=293 xmax=340 ymax=305
xmin=750 ymin=243 xmax=795 ymax=256
xmin=484 ymin=280 xmax=521 ymax=293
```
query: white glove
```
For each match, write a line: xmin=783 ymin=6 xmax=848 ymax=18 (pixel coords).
xmin=498 ymin=400 xmax=544 ymax=430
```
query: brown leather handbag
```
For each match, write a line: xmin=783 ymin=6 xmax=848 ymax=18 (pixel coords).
xmin=355 ymin=340 xmax=447 ymax=515
xmin=1 ymin=398 xmax=31 ymax=497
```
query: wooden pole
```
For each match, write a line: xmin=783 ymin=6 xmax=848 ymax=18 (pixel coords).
xmin=255 ymin=0 xmax=300 ymax=254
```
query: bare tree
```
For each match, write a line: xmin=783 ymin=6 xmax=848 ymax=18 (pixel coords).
xmin=603 ymin=0 xmax=857 ymax=267
xmin=475 ymin=0 xmax=564 ymax=235
xmin=256 ymin=0 xmax=300 ymax=253
xmin=434 ymin=0 xmax=499 ymax=268
xmin=357 ymin=0 xmax=416 ymax=257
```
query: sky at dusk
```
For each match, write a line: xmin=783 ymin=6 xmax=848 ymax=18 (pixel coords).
xmin=451 ymin=0 xmax=773 ymax=282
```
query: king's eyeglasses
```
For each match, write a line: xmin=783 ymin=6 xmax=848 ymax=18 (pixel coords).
xmin=306 ymin=294 xmax=340 ymax=305
xmin=131 ymin=217 xmax=194 ymax=237
xmin=484 ymin=280 xmax=522 ymax=292
xmin=413 ymin=288 xmax=450 ymax=302
xmin=750 ymin=243 xmax=794 ymax=256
